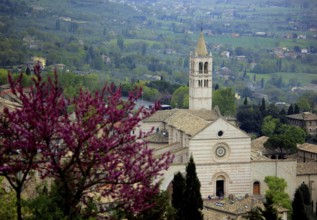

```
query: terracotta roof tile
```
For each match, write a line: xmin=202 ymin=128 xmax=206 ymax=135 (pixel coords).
xmin=164 ymin=110 xmax=210 ymax=136
xmin=298 ymin=143 xmax=317 ymax=154
xmin=142 ymin=109 xmax=220 ymax=136
xmin=297 ymin=162 xmax=317 ymax=175
xmin=287 ymin=112 xmax=317 ymax=121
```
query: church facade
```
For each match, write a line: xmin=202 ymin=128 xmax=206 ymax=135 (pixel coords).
xmin=139 ymin=32 xmax=306 ymax=203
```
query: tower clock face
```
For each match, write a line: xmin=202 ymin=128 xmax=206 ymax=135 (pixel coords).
xmin=216 ymin=146 xmax=226 ymax=157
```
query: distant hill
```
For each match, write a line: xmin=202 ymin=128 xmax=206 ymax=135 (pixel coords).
xmin=0 ymin=0 xmax=316 ymax=93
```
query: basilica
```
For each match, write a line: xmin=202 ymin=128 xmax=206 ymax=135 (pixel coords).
xmin=138 ymin=32 xmax=316 ymax=208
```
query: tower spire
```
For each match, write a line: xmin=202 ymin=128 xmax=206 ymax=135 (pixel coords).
xmin=195 ymin=32 xmax=208 ymax=56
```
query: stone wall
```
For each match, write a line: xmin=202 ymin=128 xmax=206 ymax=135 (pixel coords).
xmin=251 ymin=160 xmax=297 ymax=199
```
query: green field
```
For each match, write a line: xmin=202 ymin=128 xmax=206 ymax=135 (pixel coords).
xmin=247 ymin=72 xmax=317 ymax=85
xmin=205 ymin=35 xmax=317 ymax=50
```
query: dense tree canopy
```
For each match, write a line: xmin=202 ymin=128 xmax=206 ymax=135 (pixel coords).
xmin=171 ymin=86 xmax=189 ymax=109
xmin=0 ymin=71 xmax=173 ymax=219
xmin=236 ymin=105 xmax=262 ymax=134
xmin=264 ymin=176 xmax=292 ymax=213
xmin=213 ymin=87 xmax=236 ymax=116
xmin=261 ymin=116 xmax=280 ymax=136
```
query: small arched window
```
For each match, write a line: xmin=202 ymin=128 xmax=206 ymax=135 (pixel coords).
xmin=204 ymin=62 xmax=208 ymax=73
xmin=199 ymin=62 xmax=203 ymax=73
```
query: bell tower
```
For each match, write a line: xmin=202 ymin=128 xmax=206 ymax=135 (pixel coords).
xmin=189 ymin=32 xmax=213 ymax=110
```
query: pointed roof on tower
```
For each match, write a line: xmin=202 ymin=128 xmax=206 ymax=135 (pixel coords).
xmin=195 ymin=32 xmax=208 ymax=56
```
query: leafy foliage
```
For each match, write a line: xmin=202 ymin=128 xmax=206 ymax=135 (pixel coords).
xmin=171 ymin=86 xmax=189 ymax=109
xmin=236 ymin=105 xmax=262 ymax=134
xmin=0 ymin=71 xmax=173 ymax=218
xmin=264 ymin=123 xmax=306 ymax=158
xmin=261 ymin=196 xmax=281 ymax=220
xmin=128 ymin=191 xmax=176 ymax=220
xmin=264 ymin=135 xmax=296 ymax=158
xmin=243 ymin=207 xmax=264 ymax=220
xmin=0 ymin=177 xmax=17 ymax=220
xmin=213 ymin=87 xmax=236 ymax=116
xmin=261 ymin=116 xmax=280 ymax=136
xmin=264 ymin=176 xmax=292 ymax=214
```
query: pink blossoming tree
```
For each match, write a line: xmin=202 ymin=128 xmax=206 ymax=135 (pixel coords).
xmin=0 ymin=69 xmax=173 ymax=219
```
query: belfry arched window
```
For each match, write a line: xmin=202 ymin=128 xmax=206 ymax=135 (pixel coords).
xmin=199 ymin=62 xmax=203 ymax=73
xmin=204 ymin=62 xmax=208 ymax=73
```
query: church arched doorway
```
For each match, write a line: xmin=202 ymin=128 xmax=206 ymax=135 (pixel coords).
xmin=253 ymin=181 xmax=260 ymax=195
xmin=216 ymin=175 xmax=225 ymax=197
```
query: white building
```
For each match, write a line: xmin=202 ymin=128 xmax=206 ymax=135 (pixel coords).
xmin=139 ymin=32 xmax=316 ymax=218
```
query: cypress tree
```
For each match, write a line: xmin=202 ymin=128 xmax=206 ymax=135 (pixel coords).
xmin=279 ymin=108 xmax=286 ymax=115
xmin=172 ymin=172 xmax=185 ymax=220
xmin=294 ymin=104 xmax=300 ymax=114
xmin=261 ymin=195 xmax=279 ymax=220
xmin=260 ymin=98 xmax=266 ymax=113
xmin=299 ymin=183 xmax=311 ymax=205
xmin=287 ymin=104 xmax=294 ymax=115
xmin=292 ymin=188 xmax=309 ymax=220
xmin=244 ymin=97 xmax=248 ymax=105
xmin=183 ymin=156 xmax=203 ymax=220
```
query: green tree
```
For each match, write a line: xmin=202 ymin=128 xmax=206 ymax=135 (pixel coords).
xmin=183 ymin=156 xmax=203 ymax=220
xmin=264 ymin=176 xmax=292 ymax=214
xmin=0 ymin=177 xmax=17 ymax=220
xmin=283 ymin=125 xmax=306 ymax=144
xmin=172 ymin=172 xmax=185 ymax=220
xmin=213 ymin=87 xmax=236 ymax=116
xmin=117 ymin=35 xmax=124 ymax=51
xmin=298 ymin=183 xmax=311 ymax=206
xmin=243 ymin=207 xmax=264 ymax=220
xmin=264 ymin=134 xmax=297 ymax=158
xmin=292 ymin=183 xmax=311 ymax=220
xmin=171 ymin=86 xmax=189 ymax=109
xmin=129 ymin=191 xmax=176 ymax=220
xmin=260 ymin=98 xmax=266 ymax=114
xmin=26 ymin=181 xmax=76 ymax=220
xmin=287 ymin=104 xmax=294 ymax=115
xmin=294 ymin=104 xmax=300 ymax=114
xmin=236 ymin=105 xmax=262 ymax=134
xmin=261 ymin=195 xmax=280 ymax=220
xmin=243 ymin=97 xmax=248 ymax=105
xmin=261 ymin=116 xmax=280 ymax=137
xmin=297 ymin=98 xmax=312 ymax=112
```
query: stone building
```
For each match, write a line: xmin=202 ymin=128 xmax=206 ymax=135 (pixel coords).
xmin=139 ymin=32 xmax=317 ymax=219
xmin=286 ymin=112 xmax=317 ymax=136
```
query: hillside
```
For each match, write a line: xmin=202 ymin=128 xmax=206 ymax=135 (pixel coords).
xmin=0 ymin=0 xmax=316 ymax=104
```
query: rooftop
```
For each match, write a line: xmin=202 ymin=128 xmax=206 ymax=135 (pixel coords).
xmin=298 ymin=143 xmax=317 ymax=154
xmin=143 ymin=109 xmax=221 ymax=136
xmin=195 ymin=32 xmax=208 ymax=56
xmin=287 ymin=112 xmax=317 ymax=121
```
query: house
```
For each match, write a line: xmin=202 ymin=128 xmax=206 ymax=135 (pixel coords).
xmin=297 ymin=143 xmax=317 ymax=162
xmin=286 ymin=112 xmax=317 ymax=136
